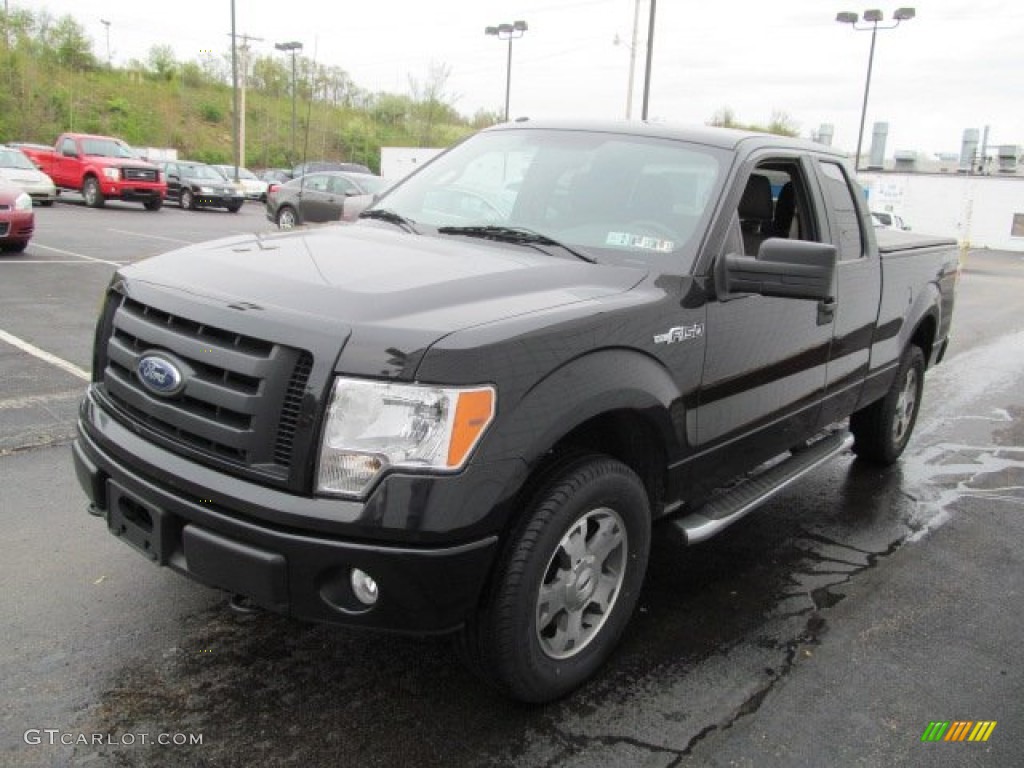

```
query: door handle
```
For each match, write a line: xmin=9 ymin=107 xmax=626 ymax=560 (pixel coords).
xmin=817 ymin=297 xmax=836 ymax=326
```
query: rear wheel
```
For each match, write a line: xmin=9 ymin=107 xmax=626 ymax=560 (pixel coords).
xmin=851 ymin=345 xmax=925 ymax=465
xmin=457 ymin=455 xmax=651 ymax=703
xmin=82 ymin=177 xmax=104 ymax=208
xmin=276 ymin=206 xmax=298 ymax=229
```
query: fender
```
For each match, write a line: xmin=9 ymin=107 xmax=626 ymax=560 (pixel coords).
xmin=484 ymin=347 xmax=687 ymax=470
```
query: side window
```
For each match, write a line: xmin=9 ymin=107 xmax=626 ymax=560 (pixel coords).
xmin=61 ymin=138 xmax=77 ymax=157
xmin=818 ymin=161 xmax=864 ymax=260
xmin=305 ymin=174 xmax=329 ymax=193
xmin=330 ymin=176 xmax=356 ymax=195
xmin=734 ymin=160 xmax=817 ymax=257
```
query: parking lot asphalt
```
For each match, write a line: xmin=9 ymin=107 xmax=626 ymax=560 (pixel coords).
xmin=1 ymin=200 xmax=1022 ymax=767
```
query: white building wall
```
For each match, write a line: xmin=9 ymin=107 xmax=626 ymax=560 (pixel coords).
xmin=380 ymin=147 xmax=444 ymax=182
xmin=858 ymin=173 xmax=1024 ymax=252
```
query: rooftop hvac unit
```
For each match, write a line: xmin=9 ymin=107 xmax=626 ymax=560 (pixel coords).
xmin=997 ymin=145 xmax=1019 ymax=173
xmin=894 ymin=150 xmax=916 ymax=169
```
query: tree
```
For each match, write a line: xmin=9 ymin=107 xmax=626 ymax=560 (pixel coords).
xmin=148 ymin=44 xmax=177 ymax=81
xmin=44 ymin=15 xmax=96 ymax=71
xmin=707 ymin=106 xmax=799 ymax=137
xmin=408 ymin=62 xmax=458 ymax=146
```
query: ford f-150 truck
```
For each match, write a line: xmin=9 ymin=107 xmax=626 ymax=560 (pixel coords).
xmin=21 ymin=133 xmax=165 ymax=210
xmin=72 ymin=121 xmax=958 ymax=702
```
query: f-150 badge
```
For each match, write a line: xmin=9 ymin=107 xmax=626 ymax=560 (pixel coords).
xmin=654 ymin=323 xmax=704 ymax=345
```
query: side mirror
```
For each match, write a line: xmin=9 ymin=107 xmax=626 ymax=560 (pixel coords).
xmin=715 ymin=239 xmax=837 ymax=301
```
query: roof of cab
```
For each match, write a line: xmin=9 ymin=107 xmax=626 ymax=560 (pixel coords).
xmin=483 ymin=118 xmax=844 ymax=157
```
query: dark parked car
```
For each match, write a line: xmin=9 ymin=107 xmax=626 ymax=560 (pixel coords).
xmin=0 ymin=181 xmax=34 ymax=253
xmin=291 ymin=160 xmax=374 ymax=177
xmin=160 ymin=161 xmax=244 ymax=212
xmin=265 ymin=171 xmax=389 ymax=229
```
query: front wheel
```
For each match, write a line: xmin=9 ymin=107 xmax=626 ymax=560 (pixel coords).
xmin=457 ymin=455 xmax=651 ymax=703
xmin=226 ymin=203 xmax=242 ymax=213
xmin=181 ymin=189 xmax=196 ymax=211
xmin=143 ymin=198 xmax=163 ymax=211
xmin=851 ymin=345 xmax=925 ymax=465
xmin=82 ymin=177 xmax=104 ymax=208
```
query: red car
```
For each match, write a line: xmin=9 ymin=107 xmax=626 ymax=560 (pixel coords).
xmin=0 ymin=181 xmax=34 ymax=253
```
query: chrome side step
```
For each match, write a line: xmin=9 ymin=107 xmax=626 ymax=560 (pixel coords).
xmin=672 ymin=430 xmax=854 ymax=545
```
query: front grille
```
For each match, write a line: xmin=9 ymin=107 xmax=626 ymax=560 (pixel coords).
xmin=100 ymin=295 xmax=313 ymax=484
xmin=123 ymin=167 xmax=158 ymax=182
xmin=0 ymin=223 xmax=8 ymax=236
xmin=0 ymin=204 xmax=11 ymax=212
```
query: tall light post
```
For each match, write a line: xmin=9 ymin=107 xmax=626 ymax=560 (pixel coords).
xmin=275 ymin=41 xmax=303 ymax=164
xmin=100 ymin=19 xmax=111 ymax=67
xmin=484 ymin=20 xmax=528 ymax=122
xmin=836 ymin=8 xmax=916 ymax=171
xmin=641 ymin=0 xmax=657 ymax=121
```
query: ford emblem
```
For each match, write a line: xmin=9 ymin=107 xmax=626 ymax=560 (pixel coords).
xmin=137 ymin=353 xmax=186 ymax=397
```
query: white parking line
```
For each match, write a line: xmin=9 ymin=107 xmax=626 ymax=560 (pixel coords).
xmin=29 ymin=242 xmax=124 ymax=267
xmin=107 ymin=228 xmax=193 ymax=245
xmin=0 ymin=329 xmax=90 ymax=381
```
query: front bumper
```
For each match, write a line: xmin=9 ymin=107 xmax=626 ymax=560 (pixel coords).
xmin=73 ymin=399 xmax=500 ymax=634
xmin=104 ymin=183 xmax=165 ymax=202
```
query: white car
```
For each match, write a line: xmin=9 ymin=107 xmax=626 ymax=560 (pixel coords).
xmin=0 ymin=146 xmax=57 ymax=206
xmin=213 ymin=165 xmax=269 ymax=202
xmin=871 ymin=211 xmax=909 ymax=230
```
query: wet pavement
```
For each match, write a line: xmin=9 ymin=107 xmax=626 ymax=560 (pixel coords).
xmin=1 ymin=208 xmax=1021 ymax=767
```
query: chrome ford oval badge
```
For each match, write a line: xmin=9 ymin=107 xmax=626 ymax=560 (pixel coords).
xmin=137 ymin=353 xmax=186 ymax=397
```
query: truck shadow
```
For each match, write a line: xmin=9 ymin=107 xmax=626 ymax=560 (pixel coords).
xmin=69 ymin=457 xmax=919 ymax=768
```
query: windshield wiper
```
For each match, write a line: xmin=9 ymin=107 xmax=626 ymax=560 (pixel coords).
xmin=358 ymin=208 xmax=419 ymax=234
xmin=436 ymin=225 xmax=596 ymax=263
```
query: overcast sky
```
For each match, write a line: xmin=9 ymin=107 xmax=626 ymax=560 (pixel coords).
xmin=27 ymin=0 xmax=1024 ymax=157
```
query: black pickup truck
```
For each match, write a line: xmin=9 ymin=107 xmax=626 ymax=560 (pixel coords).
xmin=73 ymin=121 xmax=958 ymax=702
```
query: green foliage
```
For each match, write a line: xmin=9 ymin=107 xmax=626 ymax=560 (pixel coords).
xmin=200 ymin=103 xmax=224 ymax=124
xmin=708 ymin=106 xmax=800 ymax=137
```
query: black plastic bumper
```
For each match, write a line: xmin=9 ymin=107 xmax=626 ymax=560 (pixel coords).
xmin=73 ymin=414 xmax=499 ymax=634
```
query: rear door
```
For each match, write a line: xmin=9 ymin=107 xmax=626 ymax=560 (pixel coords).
xmin=297 ymin=174 xmax=334 ymax=222
xmin=813 ymin=159 xmax=881 ymax=425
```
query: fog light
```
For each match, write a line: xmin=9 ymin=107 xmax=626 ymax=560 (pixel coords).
xmin=350 ymin=568 xmax=379 ymax=606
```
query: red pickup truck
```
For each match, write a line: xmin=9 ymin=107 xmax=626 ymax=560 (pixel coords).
xmin=21 ymin=133 xmax=166 ymax=210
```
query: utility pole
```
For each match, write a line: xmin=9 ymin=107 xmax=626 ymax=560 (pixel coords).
xmin=641 ymin=0 xmax=656 ymax=121
xmin=227 ymin=32 xmax=264 ymax=177
xmin=625 ymin=0 xmax=640 ymax=119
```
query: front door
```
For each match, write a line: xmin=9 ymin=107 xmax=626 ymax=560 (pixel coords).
xmin=695 ymin=156 xmax=834 ymax=473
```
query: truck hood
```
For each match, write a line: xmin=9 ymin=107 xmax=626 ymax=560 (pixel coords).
xmin=122 ymin=223 xmax=646 ymax=375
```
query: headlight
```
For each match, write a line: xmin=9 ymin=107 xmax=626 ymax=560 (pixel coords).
xmin=199 ymin=186 xmax=213 ymax=194
xmin=14 ymin=192 xmax=32 ymax=211
xmin=102 ymin=167 xmax=120 ymax=180
xmin=317 ymin=378 xmax=496 ymax=497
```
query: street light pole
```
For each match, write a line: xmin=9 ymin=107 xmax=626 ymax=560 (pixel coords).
xmin=275 ymin=41 xmax=303 ymax=165
xmin=100 ymin=19 xmax=111 ymax=67
xmin=641 ymin=0 xmax=656 ymax=121
xmin=485 ymin=20 xmax=528 ymax=122
xmin=836 ymin=8 xmax=916 ymax=171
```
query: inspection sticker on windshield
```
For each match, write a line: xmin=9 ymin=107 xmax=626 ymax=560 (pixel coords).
xmin=606 ymin=232 xmax=674 ymax=252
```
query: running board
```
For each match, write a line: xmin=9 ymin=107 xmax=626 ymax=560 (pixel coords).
xmin=672 ymin=430 xmax=854 ymax=545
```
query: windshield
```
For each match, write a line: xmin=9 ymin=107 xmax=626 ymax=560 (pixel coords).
xmin=184 ymin=165 xmax=229 ymax=180
xmin=0 ymin=148 xmax=37 ymax=170
xmin=81 ymin=138 xmax=137 ymax=159
xmin=377 ymin=127 xmax=727 ymax=269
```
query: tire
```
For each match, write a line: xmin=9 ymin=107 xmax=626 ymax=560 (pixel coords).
xmin=82 ymin=177 xmax=104 ymax=208
xmin=851 ymin=345 xmax=925 ymax=465
xmin=144 ymin=198 xmax=163 ymax=211
xmin=457 ymin=455 xmax=651 ymax=703
xmin=38 ymin=200 xmax=54 ymax=207
xmin=226 ymin=203 xmax=242 ymax=213
xmin=276 ymin=206 xmax=298 ymax=229
xmin=2 ymin=240 xmax=29 ymax=253
xmin=181 ymin=189 xmax=196 ymax=211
